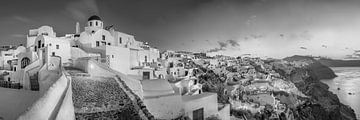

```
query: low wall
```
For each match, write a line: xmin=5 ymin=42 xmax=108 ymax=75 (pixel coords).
xmin=17 ymin=67 xmax=75 ymax=120
xmin=55 ymin=74 xmax=75 ymax=120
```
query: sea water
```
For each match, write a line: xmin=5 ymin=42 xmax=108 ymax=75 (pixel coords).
xmin=320 ymin=67 xmax=360 ymax=119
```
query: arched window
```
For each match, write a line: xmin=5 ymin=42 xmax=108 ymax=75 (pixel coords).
xmin=96 ymin=21 xmax=98 ymax=26
xmin=145 ymin=56 xmax=147 ymax=63
xmin=21 ymin=57 xmax=30 ymax=69
xmin=90 ymin=22 xmax=93 ymax=26
xmin=102 ymin=35 xmax=105 ymax=40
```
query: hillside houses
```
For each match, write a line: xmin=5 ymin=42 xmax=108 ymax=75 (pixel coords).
xmin=0 ymin=15 xmax=231 ymax=120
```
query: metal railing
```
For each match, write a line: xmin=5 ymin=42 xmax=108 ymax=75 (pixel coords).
xmin=0 ymin=81 xmax=22 ymax=89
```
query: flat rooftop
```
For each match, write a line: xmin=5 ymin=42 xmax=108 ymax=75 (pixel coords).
xmin=142 ymin=79 xmax=175 ymax=97
xmin=182 ymin=92 xmax=216 ymax=102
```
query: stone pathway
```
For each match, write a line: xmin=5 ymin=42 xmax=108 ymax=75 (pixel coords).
xmin=66 ymin=67 xmax=143 ymax=120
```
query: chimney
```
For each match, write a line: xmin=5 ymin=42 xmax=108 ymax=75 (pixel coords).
xmin=76 ymin=22 xmax=80 ymax=34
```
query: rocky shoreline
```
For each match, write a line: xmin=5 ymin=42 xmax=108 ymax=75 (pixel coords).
xmin=281 ymin=55 xmax=356 ymax=120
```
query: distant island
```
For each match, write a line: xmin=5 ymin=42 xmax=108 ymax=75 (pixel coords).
xmin=318 ymin=58 xmax=360 ymax=67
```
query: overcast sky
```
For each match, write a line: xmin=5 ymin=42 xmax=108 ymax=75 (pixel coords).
xmin=1 ymin=0 xmax=360 ymax=59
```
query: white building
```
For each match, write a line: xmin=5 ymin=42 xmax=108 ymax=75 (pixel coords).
xmin=142 ymin=79 xmax=230 ymax=120
xmin=27 ymin=26 xmax=56 ymax=48
xmin=77 ymin=15 xmax=160 ymax=77
xmin=34 ymin=35 xmax=71 ymax=64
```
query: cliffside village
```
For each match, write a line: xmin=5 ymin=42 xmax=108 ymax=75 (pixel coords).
xmin=0 ymin=15 xmax=313 ymax=120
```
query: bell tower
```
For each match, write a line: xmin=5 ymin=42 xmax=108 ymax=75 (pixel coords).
xmin=87 ymin=15 xmax=103 ymax=33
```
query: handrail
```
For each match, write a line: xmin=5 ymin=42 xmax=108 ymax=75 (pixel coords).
xmin=49 ymin=71 xmax=70 ymax=120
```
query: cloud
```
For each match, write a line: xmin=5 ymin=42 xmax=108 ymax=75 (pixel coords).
xmin=218 ymin=41 xmax=228 ymax=48
xmin=300 ymin=47 xmax=307 ymax=50
xmin=66 ymin=0 xmax=99 ymax=21
xmin=83 ymin=0 xmax=99 ymax=15
xmin=207 ymin=39 xmax=240 ymax=53
xmin=217 ymin=39 xmax=240 ymax=49
xmin=227 ymin=39 xmax=239 ymax=47
xmin=12 ymin=16 xmax=34 ymax=23
xmin=207 ymin=47 xmax=224 ymax=53
xmin=345 ymin=51 xmax=360 ymax=59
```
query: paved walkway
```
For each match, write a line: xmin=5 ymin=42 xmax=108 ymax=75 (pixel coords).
xmin=66 ymin=68 xmax=143 ymax=120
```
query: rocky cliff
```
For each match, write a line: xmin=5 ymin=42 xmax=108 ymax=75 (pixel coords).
xmin=284 ymin=55 xmax=337 ymax=80
xmin=277 ymin=55 xmax=357 ymax=120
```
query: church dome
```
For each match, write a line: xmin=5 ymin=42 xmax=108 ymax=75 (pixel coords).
xmin=88 ymin=15 xmax=101 ymax=21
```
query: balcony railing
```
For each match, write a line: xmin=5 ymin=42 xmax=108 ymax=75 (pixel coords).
xmin=0 ymin=81 xmax=22 ymax=89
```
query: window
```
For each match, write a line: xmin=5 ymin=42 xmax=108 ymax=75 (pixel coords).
xmin=101 ymin=41 xmax=106 ymax=45
xmin=169 ymin=62 xmax=174 ymax=68
xmin=90 ymin=21 xmax=92 ymax=26
xmin=21 ymin=57 xmax=30 ymax=69
xmin=193 ymin=108 xmax=204 ymax=120
xmin=96 ymin=41 xmax=100 ymax=47
xmin=102 ymin=35 xmax=105 ymax=40
xmin=42 ymin=43 xmax=44 ymax=47
xmin=56 ymin=45 xmax=59 ymax=49
xmin=38 ymin=41 xmax=41 ymax=48
xmin=112 ymin=55 xmax=114 ymax=58
xmin=34 ymin=47 xmax=37 ymax=52
xmin=119 ymin=37 xmax=122 ymax=44
xmin=96 ymin=21 xmax=98 ymax=26
xmin=49 ymin=43 xmax=52 ymax=46
xmin=145 ymin=56 xmax=147 ymax=62
xmin=14 ymin=67 xmax=16 ymax=71
xmin=108 ymin=43 xmax=111 ymax=45
xmin=52 ymin=52 xmax=55 ymax=56
xmin=143 ymin=72 xmax=150 ymax=80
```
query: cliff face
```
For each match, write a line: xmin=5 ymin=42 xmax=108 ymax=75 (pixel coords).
xmin=277 ymin=55 xmax=357 ymax=120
